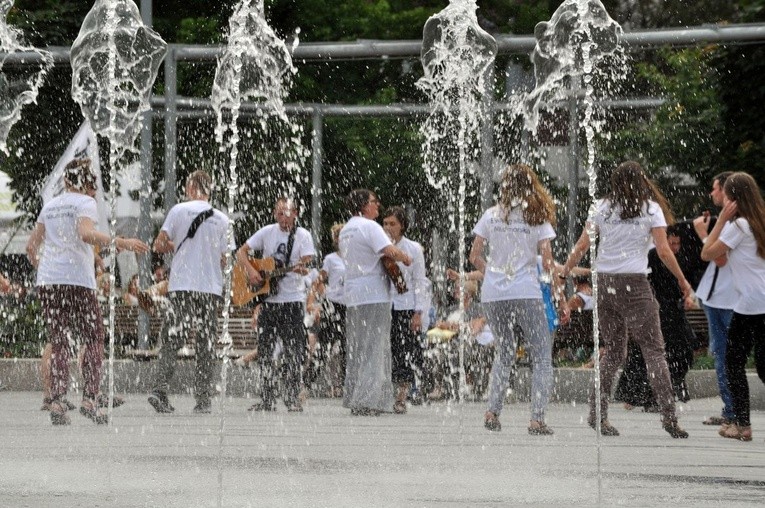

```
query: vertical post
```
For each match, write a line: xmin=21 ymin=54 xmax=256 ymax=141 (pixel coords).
xmin=566 ymin=93 xmax=580 ymax=259
xmin=310 ymin=108 xmax=323 ymax=254
xmin=137 ymin=0 xmax=154 ymax=350
xmin=479 ymin=63 xmax=495 ymax=211
xmin=164 ymin=48 xmax=178 ymax=210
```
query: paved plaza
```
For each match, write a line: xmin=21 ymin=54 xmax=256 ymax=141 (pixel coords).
xmin=1 ymin=390 xmax=764 ymax=507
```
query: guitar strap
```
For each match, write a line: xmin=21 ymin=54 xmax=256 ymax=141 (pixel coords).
xmin=705 ymin=216 xmax=719 ymax=301
xmin=270 ymin=226 xmax=296 ymax=296
xmin=175 ymin=208 xmax=214 ymax=253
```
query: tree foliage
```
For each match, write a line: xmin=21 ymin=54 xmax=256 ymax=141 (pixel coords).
xmin=2 ymin=0 xmax=764 ymax=254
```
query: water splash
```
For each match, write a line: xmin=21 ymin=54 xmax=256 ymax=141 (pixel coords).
xmin=70 ymin=0 xmax=166 ymax=423
xmin=70 ymin=0 xmax=166 ymax=159
xmin=0 ymin=0 xmax=53 ymax=154
xmin=526 ymin=0 xmax=624 ymax=135
xmin=211 ymin=1 xmax=303 ymax=503
xmin=526 ymin=1 xmax=626 ymax=502
xmin=418 ymin=0 xmax=497 ymax=405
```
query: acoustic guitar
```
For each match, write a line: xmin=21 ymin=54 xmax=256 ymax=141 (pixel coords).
xmin=381 ymin=255 xmax=408 ymax=294
xmin=231 ymin=257 xmax=316 ymax=306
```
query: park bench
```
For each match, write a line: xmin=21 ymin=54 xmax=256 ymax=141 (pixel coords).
xmin=106 ymin=303 xmax=257 ymax=359
xmin=685 ymin=307 xmax=709 ymax=347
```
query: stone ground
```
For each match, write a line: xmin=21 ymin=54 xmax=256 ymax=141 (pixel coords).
xmin=0 ymin=391 xmax=763 ymax=507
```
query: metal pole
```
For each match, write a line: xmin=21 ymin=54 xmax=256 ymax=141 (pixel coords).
xmin=480 ymin=63 xmax=495 ymax=211
xmin=310 ymin=109 xmax=324 ymax=253
xmin=566 ymin=92 xmax=580 ymax=260
xmin=137 ymin=0 xmax=154 ymax=350
xmin=164 ymin=48 xmax=178 ymax=210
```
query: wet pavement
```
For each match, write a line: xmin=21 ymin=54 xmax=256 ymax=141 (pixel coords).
xmin=0 ymin=391 xmax=763 ymax=507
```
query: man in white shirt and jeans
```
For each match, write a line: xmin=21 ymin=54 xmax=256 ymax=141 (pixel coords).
xmin=148 ymin=171 xmax=231 ymax=414
xmin=236 ymin=198 xmax=316 ymax=412
xmin=694 ymin=171 xmax=739 ymax=426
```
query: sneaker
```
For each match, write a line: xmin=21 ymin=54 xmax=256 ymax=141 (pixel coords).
xmin=193 ymin=402 xmax=212 ymax=414
xmin=484 ymin=411 xmax=501 ymax=432
xmin=148 ymin=391 xmax=175 ymax=414
xmin=248 ymin=402 xmax=276 ymax=412
xmin=286 ymin=403 xmax=304 ymax=413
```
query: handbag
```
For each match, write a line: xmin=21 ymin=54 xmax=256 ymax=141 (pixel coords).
xmin=537 ymin=258 xmax=559 ymax=333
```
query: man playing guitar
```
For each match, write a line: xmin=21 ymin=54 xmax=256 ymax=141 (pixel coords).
xmin=236 ymin=197 xmax=316 ymax=412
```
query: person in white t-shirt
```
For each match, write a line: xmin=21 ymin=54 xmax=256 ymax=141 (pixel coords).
xmin=693 ymin=171 xmax=738 ymax=426
xmin=339 ymin=189 xmax=412 ymax=416
xmin=560 ymin=161 xmax=691 ymax=439
xmin=311 ymin=222 xmax=347 ymax=397
xmin=382 ymin=206 xmax=430 ymax=414
xmin=148 ymin=170 xmax=231 ymax=415
xmin=236 ymin=197 xmax=316 ymax=412
xmin=26 ymin=158 xmax=149 ymax=425
xmin=470 ymin=164 xmax=567 ymax=435
xmin=701 ymin=171 xmax=765 ymax=442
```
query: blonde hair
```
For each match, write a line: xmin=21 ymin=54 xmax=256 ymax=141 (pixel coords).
xmin=187 ymin=170 xmax=212 ymax=196
xmin=330 ymin=222 xmax=344 ymax=250
xmin=498 ymin=164 xmax=556 ymax=227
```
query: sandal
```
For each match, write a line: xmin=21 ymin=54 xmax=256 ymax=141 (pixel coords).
xmin=49 ymin=400 xmax=71 ymax=426
xmin=588 ymin=416 xmax=619 ymax=436
xmin=662 ymin=418 xmax=689 ymax=439
xmin=721 ymin=423 xmax=752 ymax=442
xmin=80 ymin=399 xmax=109 ymax=425
xmin=350 ymin=407 xmax=381 ymax=416
xmin=484 ymin=411 xmax=501 ymax=432
xmin=528 ymin=420 xmax=554 ymax=435
xmin=96 ymin=394 xmax=125 ymax=408
xmin=393 ymin=400 xmax=407 ymax=414
xmin=248 ymin=402 xmax=276 ymax=412
xmin=42 ymin=397 xmax=76 ymax=412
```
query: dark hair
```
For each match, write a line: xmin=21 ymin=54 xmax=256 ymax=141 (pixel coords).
xmin=382 ymin=206 xmax=408 ymax=234
xmin=608 ymin=161 xmax=675 ymax=224
xmin=346 ymin=189 xmax=374 ymax=216
xmin=64 ymin=158 xmax=97 ymax=191
xmin=666 ymin=224 xmax=681 ymax=237
xmin=713 ymin=171 xmax=733 ymax=189
xmin=724 ymin=172 xmax=765 ymax=259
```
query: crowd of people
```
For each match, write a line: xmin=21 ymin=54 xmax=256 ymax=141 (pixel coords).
xmin=14 ymin=156 xmax=765 ymax=442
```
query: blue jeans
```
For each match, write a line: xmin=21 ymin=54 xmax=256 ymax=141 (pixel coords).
xmin=484 ymin=299 xmax=552 ymax=422
xmin=703 ymin=304 xmax=734 ymax=419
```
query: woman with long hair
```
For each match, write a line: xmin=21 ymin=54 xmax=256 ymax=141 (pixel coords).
xmin=701 ymin=172 xmax=765 ymax=442
xmin=469 ymin=164 xmax=567 ymax=434
xmin=560 ymin=160 xmax=690 ymax=438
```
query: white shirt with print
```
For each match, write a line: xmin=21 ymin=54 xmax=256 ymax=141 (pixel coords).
xmin=719 ymin=218 xmax=765 ymax=315
xmin=472 ymin=206 xmax=556 ymax=303
xmin=163 ymin=200 xmax=231 ymax=296
xmin=322 ymin=252 xmax=346 ymax=305
xmin=339 ymin=215 xmax=393 ymax=307
xmin=391 ymin=236 xmax=430 ymax=313
xmin=245 ymin=224 xmax=316 ymax=304
xmin=591 ymin=199 xmax=666 ymax=274
xmin=35 ymin=192 xmax=99 ymax=289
